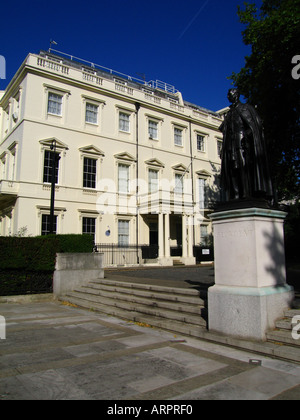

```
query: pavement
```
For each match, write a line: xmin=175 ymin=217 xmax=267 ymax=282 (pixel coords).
xmin=0 ymin=297 xmax=300 ymax=402
xmin=104 ymin=265 xmax=215 ymax=290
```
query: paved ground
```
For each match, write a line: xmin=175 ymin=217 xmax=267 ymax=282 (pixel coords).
xmin=105 ymin=264 xmax=299 ymax=295
xmin=0 ymin=299 xmax=299 ymax=402
xmin=104 ymin=265 xmax=215 ymax=290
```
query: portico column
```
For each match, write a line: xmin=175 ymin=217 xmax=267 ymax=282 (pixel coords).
xmin=182 ymin=214 xmax=187 ymax=258
xmin=188 ymin=216 xmax=194 ymax=257
xmin=164 ymin=213 xmax=170 ymax=258
xmin=158 ymin=212 xmax=164 ymax=258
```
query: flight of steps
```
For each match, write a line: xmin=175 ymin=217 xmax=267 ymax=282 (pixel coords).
xmin=172 ymin=260 xmax=185 ymax=267
xmin=59 ymin=278 xmax=300 ymax=362
xmin=60 ymin=278 xmax=208 ymax=338
xmin=266 ymin=308 xmax=300 ymax=349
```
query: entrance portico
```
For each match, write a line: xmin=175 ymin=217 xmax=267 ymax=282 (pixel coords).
xmin=145 ymin=212 xmax=195 ymax=266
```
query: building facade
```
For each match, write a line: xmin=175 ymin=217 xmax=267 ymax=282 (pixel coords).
xmin=0 ymin=50 xmax=223 ymax=266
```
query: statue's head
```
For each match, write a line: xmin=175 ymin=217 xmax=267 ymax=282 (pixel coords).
xmin=227 ymin=88 xmax=240 ymax=103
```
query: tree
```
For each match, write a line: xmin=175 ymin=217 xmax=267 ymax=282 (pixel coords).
xmin=230 ymin=0 xmax=300 ymax=201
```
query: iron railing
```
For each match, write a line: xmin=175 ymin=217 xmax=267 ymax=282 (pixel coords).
xmin=95 ymin=244 xmax=159 ymax=266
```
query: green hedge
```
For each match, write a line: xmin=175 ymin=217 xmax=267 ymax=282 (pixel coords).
xmin=0 ymin=234 xmax=94 ymax=296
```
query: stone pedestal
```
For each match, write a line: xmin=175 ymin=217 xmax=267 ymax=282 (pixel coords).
xmin=208 ymin=208 xmax=294 ymax=341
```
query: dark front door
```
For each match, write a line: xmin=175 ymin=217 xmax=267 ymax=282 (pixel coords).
xmin=149 ymin=222 xmax=158 ymax=246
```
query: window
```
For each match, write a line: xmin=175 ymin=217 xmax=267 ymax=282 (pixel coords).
xmin=174 ymin=128 xmax=183 ymax=146
xmin=197 ymin=134 xmax=205 ymax=152
xmin=41 ymin=214 xmax=57 ymax=235
xmin=119 ymin=112 xmax=130 ymax=132
xmin=43 ymin=150 xmax=60 ymax=184
xmin=148 ymin=120 xmax=158 ymax=139
xmin=200 ymin=225 xmax=208 ymax=242
xmin=82 ymin=217 xmax=96 ymax=239
xmin=174 ymin=173 xmax=183 ymax=195
xmin=85 ymin=103 xmax=98 ymax=124
xmin=118 ymin=164 xmax=129 ymax=193
xmin=118 ymin=220 xmax=129 ymax=246
xmin=148 ymin=169 xmax=159 ymax=193
xmin=47 ymin=92 xmax=62 ymax=115
xmin=83 ymin=157 xmax=97 ymax=189
xmin=198 ymin=178 xmax=207 ymax=209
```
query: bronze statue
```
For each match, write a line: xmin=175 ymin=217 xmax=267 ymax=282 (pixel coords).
xmin=219 ymin=88 xmax=273 ymax=204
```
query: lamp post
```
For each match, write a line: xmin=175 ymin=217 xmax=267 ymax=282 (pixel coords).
xmin=49 ymin=140 xmax=59 ymax=234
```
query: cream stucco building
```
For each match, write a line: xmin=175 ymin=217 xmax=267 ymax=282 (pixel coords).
xmin=0 ymin=49 xmax=223 ymax=266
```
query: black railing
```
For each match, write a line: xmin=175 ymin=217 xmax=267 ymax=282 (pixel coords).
xmin=94 ymin=243 xmax=214 ymax=266
xmin=95 ymin=244 xmax=160 ymax=266
xmin=0 ymin=270 xmax=53 ymax=296
xmin=94 ymin=244 xmax=139 ymax=266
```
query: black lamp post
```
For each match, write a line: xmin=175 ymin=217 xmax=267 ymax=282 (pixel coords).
xmin=49 ymin=140 xmax=59 ymax=234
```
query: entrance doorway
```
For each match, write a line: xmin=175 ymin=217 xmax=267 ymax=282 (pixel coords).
xmin=149 ymin=222 xmax=158 ymax=246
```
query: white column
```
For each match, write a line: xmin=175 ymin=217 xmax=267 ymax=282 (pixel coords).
xmin=164 ymin=213 xmax=170 ymax=258
xmin=158 ymin=212 xmax=164 ymax=258
xmin=188 ymin=216 xmax=194 ymax=257
xmin=182 ymin=214 xmax=187 ymax=258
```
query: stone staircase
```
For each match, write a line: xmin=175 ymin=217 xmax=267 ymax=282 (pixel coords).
xmin=266 ymin=308 xmax=300 ymax=348
xmin=59 ymin=278 xmax=300 ymax=363
xmin=59 ymin=278 xmax=208 ymax=338
xmin=172 ymin=260 xmax=185 ymax=267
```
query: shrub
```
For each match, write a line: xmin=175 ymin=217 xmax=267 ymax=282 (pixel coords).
xmin=0 ymin=234 xmax=94 ymax=296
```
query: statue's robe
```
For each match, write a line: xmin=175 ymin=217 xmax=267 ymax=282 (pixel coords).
xmin=219 ymin=101 xmax=273 ymax=202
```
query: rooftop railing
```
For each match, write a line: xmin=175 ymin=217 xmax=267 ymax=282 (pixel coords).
xmin=47 ymin=48 xmax=179 ymax=94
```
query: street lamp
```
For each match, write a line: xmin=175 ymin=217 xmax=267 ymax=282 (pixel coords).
xmin=49 ymin=140 xmax=60 ymax=234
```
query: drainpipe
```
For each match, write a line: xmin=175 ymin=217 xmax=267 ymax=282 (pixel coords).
xmin=189 ymin=120 xmax=195 ymax=246
xmin=135 ymin=102 xmax=140 ymax=264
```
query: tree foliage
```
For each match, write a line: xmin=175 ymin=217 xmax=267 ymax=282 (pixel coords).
xmin=230 ymin=0 xmax=300 ymax=201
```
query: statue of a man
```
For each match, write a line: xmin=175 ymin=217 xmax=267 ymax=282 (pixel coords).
xmin=219 ymin=88 xmax=273 ymax=203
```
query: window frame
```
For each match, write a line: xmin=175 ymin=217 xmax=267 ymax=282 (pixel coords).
xmin=174 ymin=173 xmax=184 ymax=195
xmin=83 ymin=156 xmax=97 ymax=189
xmin=47 ymin=92 xmax=63 ymax=116
xmin=82 ymin=216 xmax=96 ymax=240
xmin=119 ymin=111 xmax=130 ymax=133
xmin=196 ymin=133 xmax=206 ymax=152
xmin=118 ymin=163 xmax=130 ymax=193
xmin=148 ymin=168 xmax=159 ymax=193
xmin=41 ymin=214 xmax=57 ymax=235
xmin=85 ymin=102 xmax=99 ymax=125
xmin=174 ymin=127 xmax=183 ymax=147
xmin=118 ymin=219 xmax=130 ymax=246
xmin=43 ymin=149 xmax=60 ymax=185
xmin=148 ymin=120 xmax=158 ymax=140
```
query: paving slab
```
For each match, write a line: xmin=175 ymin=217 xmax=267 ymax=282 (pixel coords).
xmin=0 ymin=300 xmax=299 ymax=403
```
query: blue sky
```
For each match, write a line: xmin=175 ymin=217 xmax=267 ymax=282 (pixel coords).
xmin=0 ymin=0 xmax=262 ymax=112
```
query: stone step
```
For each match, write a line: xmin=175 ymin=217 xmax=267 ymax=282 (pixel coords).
xmin=61 ymin=293 xmax=207 ymax=337
xmin=60 ymin=278 xmax=208 ymax=338
xmin=76 ymin=285 xmax=204 ymax=315
xmin=266 ymin=329 xmax=300 ymax=347
xmin=275 ymin=318 xmax=294 ymax=331
xmin=283 ymin=309 xmax=300 ymax=319
xmin=266 ymin=308 xmax=300 ymax=348
xmin=86 ymin=280 xmax=206 ymax=306
xmin=65 ymin=290 xmax=207 ymax=327
xmin=94 ymin=278 xmax=205 ymax=296
xmin=173 ymin=260 xmax=185 ymax=266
